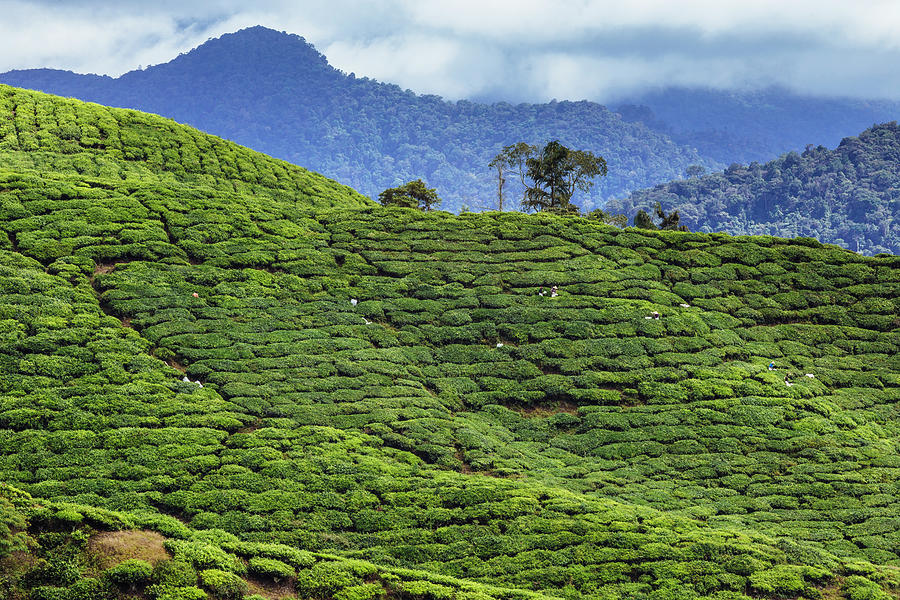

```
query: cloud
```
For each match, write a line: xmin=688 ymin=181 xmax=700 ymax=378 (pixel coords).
xmin=2 ymin=0 xmax=900 ymax=101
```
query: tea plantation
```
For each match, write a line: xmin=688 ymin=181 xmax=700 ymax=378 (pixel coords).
xmin=1 ymin=85 xmax=899 ymax=600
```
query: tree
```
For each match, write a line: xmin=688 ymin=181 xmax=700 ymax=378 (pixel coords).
xmin=378 ymin=179 xmax=441 ymax=211
xmin=634 ymin=209 xmax=656 ymax=229
xmin=487 ymin=155 xmax=508 ymax=211
xmin=685 ymin=164 xmax=706 ymax=178
xmin=522 ymin=140 xmax=607 ymax=212
xmin=655 ymin=201 xmax=688 ymax=231
xmin=633 ymin=202 xmax=688 ymax=230
xmin=586 ymin=209 xmax=628 ymax=227
xmin=490 ymin=142 xmax=538 ymax=209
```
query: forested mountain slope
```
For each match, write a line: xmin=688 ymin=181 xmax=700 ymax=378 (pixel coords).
xmin=616 ymin=86 xmax=900 ymax=166
xmin=1 ymin=87 xmax=900 ymax=600
xmin=0 ymin=26 xmax=711 ymax=212
xmin=607 ymin=122 xmax=900 ymax=255
xmin=6 ymin=29 xmax=900 ymax=217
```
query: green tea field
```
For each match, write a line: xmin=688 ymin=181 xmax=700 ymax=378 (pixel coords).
xmin=0 ymin=84 xmax=898 ymax=600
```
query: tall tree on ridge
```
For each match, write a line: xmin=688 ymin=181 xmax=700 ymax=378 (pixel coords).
xmin=378 ymin=179 xmax=442 ymax=211
xmin=490 ymin=142 xmax=538 ymax=208
xmin=523 ymin=140 xmax=607 ymax=213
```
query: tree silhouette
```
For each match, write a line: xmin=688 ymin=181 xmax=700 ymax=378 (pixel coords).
xmin=655 ymin=201 xmax=688 ymax=230
xmin=490 ymin=142 xmax=538 ymax=209
xmin=633 ymin=202 xmax=688 ymax=230
xmin=522 ymin=140 xmax=607 ymax=212
xmin=378 ymin=179 xmax=442 ymax=211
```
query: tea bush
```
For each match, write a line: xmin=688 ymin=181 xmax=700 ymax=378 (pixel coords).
xmin=0 ymin=85 xmax=898 ymax=600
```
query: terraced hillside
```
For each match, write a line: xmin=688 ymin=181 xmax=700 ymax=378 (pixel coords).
xmin=0 ymin=84 xmax=368 ymax=209
xmin=1 ymin=86 xmax=900 ymax=600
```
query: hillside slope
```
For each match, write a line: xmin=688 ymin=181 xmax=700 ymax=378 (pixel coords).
xmin=615 ymin=86 xmax=900 ymax=166
xmin=0 ymin=26 xmax=712 ymax=212
xmin=607 ymin=122 xmax=900 ymax=255
xmin=0 ymin=83 xmax=368 ymax=209
xmin=1 ymin=87 xmax=899 ymax=600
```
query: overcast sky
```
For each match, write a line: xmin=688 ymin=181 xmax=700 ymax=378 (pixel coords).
xmin=2 ymin=0 xmax=900 ymax=103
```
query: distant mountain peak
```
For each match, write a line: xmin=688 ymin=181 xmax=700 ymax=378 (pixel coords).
xmin=149 ymin=25 xmax=333 ymax=76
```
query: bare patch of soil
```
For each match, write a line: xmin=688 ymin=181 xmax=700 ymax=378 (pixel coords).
xmin=92 ymin=260 xmax=133 ymax=279
xmin=237 ymin=418 xmax=263 ymax=435
xmin=245 ymin=575 xmax=298 ymax=600
xmin=515 ymin=399 xmax=580 ymax=418
xmin=93 ymin=263 xmax=117 ymax=276
xmin=456 ymin=447 xmax=473 ymax=474
xmin=0 ymin=550 xmax=39 ymax=579
xmin=87 ymin=530 xmax=169 ymax=571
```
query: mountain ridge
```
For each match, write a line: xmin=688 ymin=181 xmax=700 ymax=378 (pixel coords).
xmin=4 ymin=26 xmax=900 ymax=218
xmin=606 ymin=121 xmax=900 ymax=255
xmin=0 ymin=26 xmax=714 ymax=211
xmin=615 ymin=85 xmax=900 ymax=166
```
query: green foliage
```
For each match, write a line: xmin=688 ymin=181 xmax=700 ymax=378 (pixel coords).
xmin=153 ymin=560 xmax=199 ymax=588
xmin=248 ymin=556 xmax=295 ymax=579
xmin=105 ymin=559 xmax=154 ymax=590
xmin=199 ymin=569 xmax=248 ymax=600
xmin=609 ymin=122 xmax=900 ymax=254
xmin=0 ymin=83 xmax=370 ymax=211
xmin=378 ymin=179 xmax=441 ymax=211
xmin=634 ymin=209 xmax=656 ymax=229
xmin=0 ymin=487 xmax=28 ymax=557
xmin=334 ymin=582 xmax=385 ymax=600
xmin=165 ymin=541 xmax=243 ymax=573
xmin=152 ymin=586 xmax=209 ymax=600
xmin=842 ymin=575 xmax=893 ymax=600
xmin=0 ymin=85 xmax=898 ymax=600
xmin=522 ymin=140 xmax=607 ymax=212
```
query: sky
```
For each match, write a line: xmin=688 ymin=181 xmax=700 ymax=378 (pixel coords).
xmin=1 ymin=0 xmax=900 ymax=103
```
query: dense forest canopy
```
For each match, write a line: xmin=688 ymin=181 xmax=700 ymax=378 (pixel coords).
xmin=0 ymin=85 xmax=899 ymax=600
xmin=607 ymin=122 xmax=900 ymax=255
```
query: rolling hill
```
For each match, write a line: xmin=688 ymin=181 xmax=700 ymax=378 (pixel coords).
xmin=1 ymin=86 xmax=899 ymax=600
xmin=606 ymin=122 xmax=900 ymax=255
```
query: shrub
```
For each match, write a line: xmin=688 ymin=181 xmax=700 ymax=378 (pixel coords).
xmin=843 ymin=575 xmax=892 ymax=600
xmin=295 ymin=562 xmax=363 ymax=598
xmin=105 ymin=559 xmax=154 ymax=590
xmin=248 ymin=556 xmax=295 ymax=579
xmin=164 ymin=541 xmax=243 ymax=573
xmin=199 ymin=569 xmax=248 ymax=600
xmin=150 ymin=586 xmax=209 ymax=600
xmin=66 ymin=577 xmax=107 ymax=600
xmin=748 ymin=565 xmax=812 ymax=595
xmin=334 ymin=582 xmax=386 ymax=600
xmin=153 ymin=560 xmax=198 ymax=588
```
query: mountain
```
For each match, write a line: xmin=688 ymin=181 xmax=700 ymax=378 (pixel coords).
xmin=1 ymin=85 xmax=900 ymax=600
xmin=615 ymin=86 xmax=900 ymax=166
xmin=0 ymin=26 xmax=713 ymax=213
xmin=606 ymin=122 xmax=900 ymax=255
xmin=6 ymin=29 xmax=900 ymax=218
